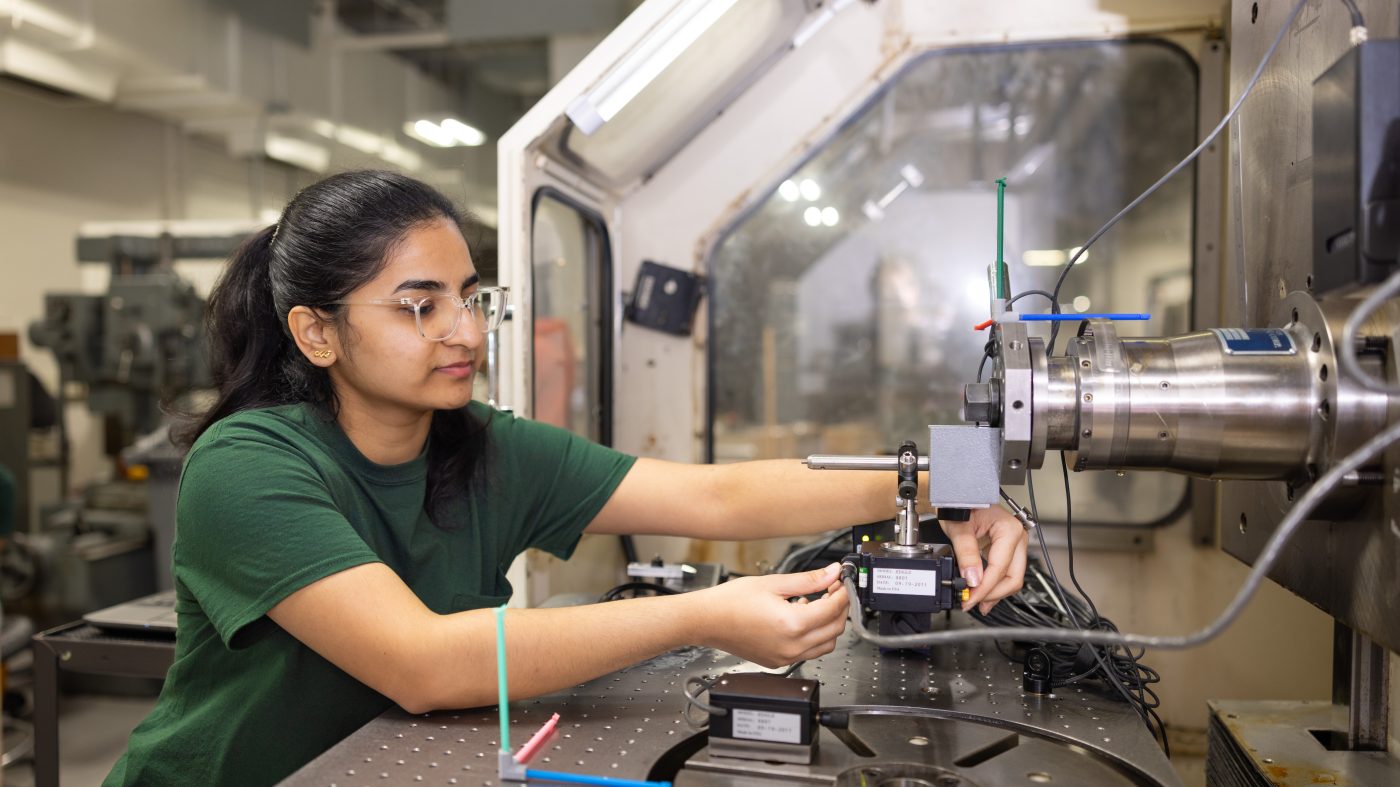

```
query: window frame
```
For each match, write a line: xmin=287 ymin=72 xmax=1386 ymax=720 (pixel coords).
xmin=702 ymin=38 xmax=1201 ymax=529
xmin=529 ymin=186 xmax=615 ymax=447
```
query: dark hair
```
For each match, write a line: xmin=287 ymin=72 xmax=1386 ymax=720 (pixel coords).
xmin=177 ymin=170 xmax=490 ymax=525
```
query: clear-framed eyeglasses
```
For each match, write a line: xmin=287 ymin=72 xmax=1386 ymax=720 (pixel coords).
xmin=331 ymin=286 xmax=509 ymax=341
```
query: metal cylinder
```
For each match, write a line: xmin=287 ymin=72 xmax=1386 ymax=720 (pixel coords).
xmin=804 ymin=455 xmax=931 ymax=472
xmin=1066 ymin=326 xmax=1316 ymax=479
xmin=1009 ymin=294 xmax=1392 ymax=482
xmin=1040 ymin=356 xmax=1080 ymax=452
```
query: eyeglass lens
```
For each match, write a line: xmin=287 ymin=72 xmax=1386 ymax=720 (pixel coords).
xmin=417 ymin=290 xmax=505 ymax=340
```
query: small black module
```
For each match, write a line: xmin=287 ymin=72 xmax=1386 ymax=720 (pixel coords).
xmin=625 ymin=260 xmax=702 ymax=336
xmin=707 ymin=672 xmax=819 ymax=764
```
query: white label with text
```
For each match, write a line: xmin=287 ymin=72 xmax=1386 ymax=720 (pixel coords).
xmin=731 ymin=709 xmax=802 ymax=744
xmin=871 ymin=567 xmax=939 ymax=596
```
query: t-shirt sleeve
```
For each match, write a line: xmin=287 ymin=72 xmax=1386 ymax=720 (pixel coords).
xmin=491 ymin=409 xmax=636 ymax=561
xmin=174 ymin=421 xmax=382 ymax=649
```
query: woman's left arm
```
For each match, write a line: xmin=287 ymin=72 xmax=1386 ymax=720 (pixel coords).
xmin=586 ymin=457 xmax=1027 ymax=611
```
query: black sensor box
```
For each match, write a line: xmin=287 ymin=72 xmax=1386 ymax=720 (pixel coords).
xmin=625 ymin=260 xmax=703 ymax=336
xmin=707 ymin=672 xmax=819 ymax=748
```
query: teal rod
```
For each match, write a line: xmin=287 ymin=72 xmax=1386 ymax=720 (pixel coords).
xmin=995 ymin=177 xmax=1007 ymax=299
xmin=495 ymin=605 xmax=510 ymax=752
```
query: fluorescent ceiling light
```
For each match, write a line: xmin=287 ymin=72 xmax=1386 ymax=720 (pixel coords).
xmin=1022 ymin=249 xmax=1066 ymax=267
xmin=265 ymin=134 xmax=330 ymax=174
xmin=566 ymin=0 xmax=741 ymax=135
xmin=440 ymin=118 xmax=486 ymax=147
xmin=404 ymin=118 xmax=485 ymax=148
xmin=0 ymin=38 xmax=116 ymax=102
xmin=1023 ymin=247 xmax=1089 ymax=267
xmin=406 ymin=120 xmax=453 ymax=148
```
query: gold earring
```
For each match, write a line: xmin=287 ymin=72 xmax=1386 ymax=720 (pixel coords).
xmin=313 ymin=350 xmax=333 ymax=359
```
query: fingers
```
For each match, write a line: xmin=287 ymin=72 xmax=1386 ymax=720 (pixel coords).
xmin=793 ymin=632 xmax=842 ymax=662
xmin=792 ymin=609 xmax=849 ymax=662
xmin=794 ymin=584 xmax=847 ymax=626
xmin=768 ymin=563 xmax=842 ymax=597
xmin=756 ymin=586 xmax=848 ymax=666
xmin=964 ymin=516 xmax=1026 ymax=611
xmin=977 ymin=531 xmax=1028 ymax=614
xmin=944 ymin=522 xmax=986 ymax=591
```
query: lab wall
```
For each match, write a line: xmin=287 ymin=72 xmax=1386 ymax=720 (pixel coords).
xmin=0 ymin=80 xmax=306 ymax=500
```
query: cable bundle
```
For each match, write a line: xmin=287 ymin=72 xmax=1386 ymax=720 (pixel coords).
xmin=972 ymin=542 xmax=1166 ymax=751
xmin=992 ymin=460 xmax=1169 ymax=753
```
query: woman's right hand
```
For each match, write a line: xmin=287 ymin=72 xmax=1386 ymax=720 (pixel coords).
xmin=686 ymin=563 xmax=849 ymax=668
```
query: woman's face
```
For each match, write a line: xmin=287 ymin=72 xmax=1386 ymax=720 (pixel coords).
xmin=328 ymin=217 xmax=484 ymax=418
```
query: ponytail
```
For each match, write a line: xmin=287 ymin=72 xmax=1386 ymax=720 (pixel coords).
xmin=173 ymin=224 xmax=336 ymax=448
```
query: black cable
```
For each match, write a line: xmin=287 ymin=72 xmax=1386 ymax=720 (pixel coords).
xmin=598 ymin=582 xmax=681 ymax=603
xmin=619 ymin=535 xmax=639 ymax=565
xmin=978 ymin=292 xmax=1051 ymax=383
xmin=972 ymin=317 xmax=1165 ymax=747
xmin=1013 ymin=475 xmax=1169 ymax=753
xmin=1338 ymin=0 xmax=1365 ymax=28
xmin=796 ymin=528 xmax=854 ymax=572
xmin=975 ymin=340 xmax=994 ymax=383
xmin=1006 ymin=289 xmax=1055 ymax=308
xmin=1052 ymin=453 xmax=1164 ymax=756
xmin=1059 ymin=454 xmax=1101 ymax=627
xmin=682 ymin=674 xmax=725 ymax=728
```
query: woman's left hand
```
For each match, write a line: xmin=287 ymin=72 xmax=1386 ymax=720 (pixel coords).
xmin=942 ymin=505 xmax=1028 ymax=614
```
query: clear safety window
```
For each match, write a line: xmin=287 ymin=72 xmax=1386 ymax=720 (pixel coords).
xmin=531 ymin=191 xmax=612 ymax=444
xmin=707 ymin=40 xmax=1198 ymax=527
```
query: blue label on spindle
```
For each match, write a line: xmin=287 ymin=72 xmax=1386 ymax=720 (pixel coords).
xmin=1212 ymin=328 xmax=1295 ymax=355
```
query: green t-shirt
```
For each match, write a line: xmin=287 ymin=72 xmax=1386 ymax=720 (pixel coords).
xmin=104 ymin=402 xmax=635 ymax=786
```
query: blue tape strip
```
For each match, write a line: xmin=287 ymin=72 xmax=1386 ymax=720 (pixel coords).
xmin=1019 ymin=313 xmax=1150 ymax=322
xmin=526 ymin=769 xmax=672 ymax=787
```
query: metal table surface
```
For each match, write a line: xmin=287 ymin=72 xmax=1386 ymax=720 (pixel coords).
xmin=1207 ymin=699 xmax=1400 ymax=786
xmin=283 ymin=627 xmax=1178 ymax=787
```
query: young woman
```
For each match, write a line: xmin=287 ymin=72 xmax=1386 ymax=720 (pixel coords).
xmin=105 ymin=170 xmax=1028 ymax=785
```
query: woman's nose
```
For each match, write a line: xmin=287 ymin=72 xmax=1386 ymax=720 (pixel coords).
xmin=444 ymin=307 xmax=485 ymax=348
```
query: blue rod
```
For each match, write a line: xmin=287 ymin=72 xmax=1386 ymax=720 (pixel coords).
xmin=526 ymin=769 xmax=672 ymax=787
xmin=1020 ymin=313 xmax=1150 ymax=322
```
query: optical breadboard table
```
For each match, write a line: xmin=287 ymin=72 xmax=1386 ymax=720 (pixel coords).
xmin=281 ymin=626 xmax=1179 ymax=787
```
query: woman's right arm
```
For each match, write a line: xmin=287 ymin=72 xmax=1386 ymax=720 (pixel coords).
xmin=266 ymin=561 xmax=847 ymax=714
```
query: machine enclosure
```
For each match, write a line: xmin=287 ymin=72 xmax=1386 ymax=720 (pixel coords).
xmin=1313 ymin=39 xmax=1400 ymax=294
